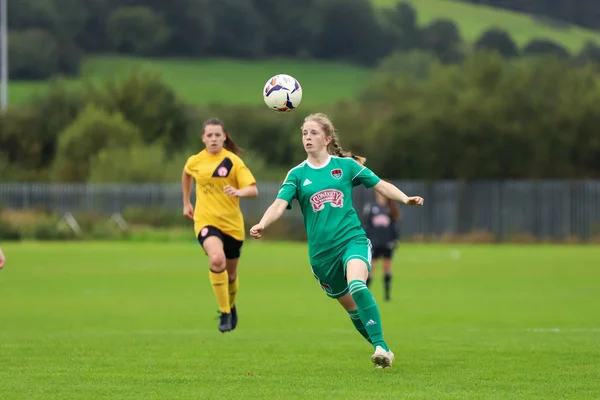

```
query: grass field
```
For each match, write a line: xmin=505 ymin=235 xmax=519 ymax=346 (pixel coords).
xmin=7 ymin=56 xmax=371 ymax=107
xmin=1 ymin=242 xmax=599 ymax=399
xmin=375 ymin=0 xmax=600 ymax=52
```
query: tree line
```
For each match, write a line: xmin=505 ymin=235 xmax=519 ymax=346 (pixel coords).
xmin=2 ymin=49 xmax=600 ymax=183
xmin=9 ymin=0 xmax=600 ymax=79
xmin=459 ymin=0 xmax=600 ymax=31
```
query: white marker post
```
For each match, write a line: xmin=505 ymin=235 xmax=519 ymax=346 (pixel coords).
xmin=0 ymin=0 xmax=7 ymax=110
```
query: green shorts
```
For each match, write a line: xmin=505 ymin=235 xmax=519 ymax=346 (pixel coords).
xmin=310 ymin=236 xmax=372 ymax=299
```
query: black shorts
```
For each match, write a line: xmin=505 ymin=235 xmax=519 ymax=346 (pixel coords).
xmin=372 ymin=246 xmax=393 ymax=259
xmin=197 ymin=225 xmax=243 ymax=259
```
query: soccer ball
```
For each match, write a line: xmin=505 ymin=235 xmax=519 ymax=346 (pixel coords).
xmin=263 ymin=74 xmax=302 ymax=112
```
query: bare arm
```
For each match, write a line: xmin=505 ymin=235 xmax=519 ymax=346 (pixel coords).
xmin=374 ymin=180 xmax=424 ymax=206
xmin=182 ymin=169 xmax=194 ymax=219
xmin=249 ymin=199 xmax=289 ymax=238
xmin=238 ymin=184 xmax=259 ymax=198
xmin=223 ymin=184 xmax=259 ymax=198
xmin=182 ymin=169 xmax=193 ymax=204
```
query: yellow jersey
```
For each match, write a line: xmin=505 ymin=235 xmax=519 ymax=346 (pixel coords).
xmin=184 ymin=149 xmax=256 ymax=241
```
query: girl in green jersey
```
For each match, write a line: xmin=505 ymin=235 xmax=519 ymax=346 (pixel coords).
xmin=250 ymin=113 xmax=423 ymax=369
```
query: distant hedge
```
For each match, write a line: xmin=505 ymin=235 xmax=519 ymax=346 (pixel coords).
xmin=1 ymin=50 xmax=600 ymax=182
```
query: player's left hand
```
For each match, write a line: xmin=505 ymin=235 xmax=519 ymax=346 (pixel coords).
xmin=223 ymin=185 xmax=240 ymax=197
xmin=405 ymin=196 xmax=424 ymax=206
xmin=249 ymin=224 xmax=264 ymax=239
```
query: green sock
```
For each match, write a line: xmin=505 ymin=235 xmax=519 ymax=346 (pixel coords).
xmin=348 ymin=280 xmax=389 ymax=351
xmin=347 ymin=309 xmax=372 ymax=344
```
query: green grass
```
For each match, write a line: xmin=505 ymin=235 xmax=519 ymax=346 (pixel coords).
xmin=375 ymin=0 xmax=600 ymax=52
xmin=7 ymin=56 xmax=371 ymax=107
xmin=1 ymin=242 xmax=599 ymax=399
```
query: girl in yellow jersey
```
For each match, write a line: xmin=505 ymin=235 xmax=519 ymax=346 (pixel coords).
xmin=182 ymin=118 xmax=258 ymax=333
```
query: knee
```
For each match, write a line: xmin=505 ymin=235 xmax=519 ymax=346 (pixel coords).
xmin=228 ymin=270 xmax=237 ymax=281
xmin=209 ymin=254 xmax=226 ymax=272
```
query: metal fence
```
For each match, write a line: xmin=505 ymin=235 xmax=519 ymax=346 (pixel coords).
xmin=1 ymin=181 xmax=600 ymax=240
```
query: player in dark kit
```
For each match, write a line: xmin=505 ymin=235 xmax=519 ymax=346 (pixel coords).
xmin=363 ymin=190 xmax=401 ymax=301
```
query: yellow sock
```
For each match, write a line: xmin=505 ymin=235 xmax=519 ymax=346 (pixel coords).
xmin=209 ymin=270 xmax=230 ymax=313
xmin=229 ymin=275 xmax=239 ymax=307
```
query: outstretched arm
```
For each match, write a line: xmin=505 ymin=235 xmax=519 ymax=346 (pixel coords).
xmin=249 ymin=199 xmax=289 ymax=239
xmin=373 ymin=180 xmax=424 ymax=206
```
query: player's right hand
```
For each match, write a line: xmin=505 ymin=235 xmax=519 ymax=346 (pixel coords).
xmin=249 ymin=224 xmax=264 ymax=239
xmin=183 ymin=203 xmax=194 ymax=219
xmin=0 ymin=248 xmax=5 ymax=270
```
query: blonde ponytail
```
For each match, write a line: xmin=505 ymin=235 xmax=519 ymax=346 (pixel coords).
xmin=303 ymin=113 xmax=366 ymax=165
xmin=329 ymin=135 xmax=366 ymax=165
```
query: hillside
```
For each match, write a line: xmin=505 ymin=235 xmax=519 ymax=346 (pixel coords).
xmin=8 ymin=0 xmax=600 ymax=107
xmin=374 ymin=0 xmax=600 ymax=52
xmin=8 ymin=56 xmax=371 ymax=107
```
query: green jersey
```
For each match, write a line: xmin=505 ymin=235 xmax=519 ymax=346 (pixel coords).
xmin=276 ymin=155 xmax=381 ymax=264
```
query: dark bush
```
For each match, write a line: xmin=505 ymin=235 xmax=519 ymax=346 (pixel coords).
xmin=475 ymin=28 xmax=520 ymax=58
xmin=0 ymin=218 xmax=21 ymax=241
xmin=523 ymin=39 xmax=570 ymax=59
xmin=107 ymin=6 xmax=171 ymax=55
xmin=8 ymin=29 xmax=59 ymax=79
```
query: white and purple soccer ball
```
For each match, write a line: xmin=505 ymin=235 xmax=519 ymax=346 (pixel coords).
xmin=263 ymin=74 xmax=302 ymax=112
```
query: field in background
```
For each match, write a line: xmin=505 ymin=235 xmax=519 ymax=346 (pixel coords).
xmin=1 ymin=242 xmax=598 ymax=399
xmin=10 ymin=1 xmax=600 ymax=107
xmin=375 ymin=0 xmax=600 ymax=51
xmin=6 ymin=56 xmax=371 ymax=106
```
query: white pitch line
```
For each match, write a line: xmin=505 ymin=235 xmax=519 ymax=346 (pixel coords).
xmin=525 ymin=328 xmax=600 ymax=333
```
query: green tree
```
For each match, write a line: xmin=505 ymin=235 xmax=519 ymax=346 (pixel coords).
xmin=26 ymin=79 xmax=87 ymax=168
xmin=207 ymin=0 xmax=266 ymax=58
xmin=522 ymin=39 xmax=570 ymax=59
xmin=8 ymin=29 xmax=58 ymax=79
xmin=107 ymin=6 xmax=171 ymax=55
xmin=313 ymin=0 xmax=387 ymax=65
xmin=251 ymin=0 xmax=317 ymax=57
xmin=8 ymin=0 xmax=85 ymax=75
xmin=421 ymin=19 xmax=465 ymax=64
xmin=0 ymin=106 xmax=48 ymax=179
xmin=106 ymin=0 xmax=213 ymax=56
xmin=86 ymin=69 xmax=194 ymax=153
xmin=380 ymin=2 xmax=422 ymax=53
xmin=376 ymin=50 xmax=438 ymax=81
xmin=88 ymin=145 xmax=184 ymax=183
xmin=575 ymin=41 xmax=600 ymax=67
xmin=52 ymin=105 xmax=142 ymax=182
xmin=475 ymin=28 xmax=519 ymax=58
xmin=342 ymin=51 xmax=600 ymax=179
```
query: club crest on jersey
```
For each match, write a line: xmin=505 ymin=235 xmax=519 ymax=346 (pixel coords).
xmin=217 ymin=166 xmax=228 ymax=177
xmin=309 ymin=189 xmax=344 ymax=212
xmin=212 ymin=157 xmax=233 ymax=178
xmin=331 ymin=168 xmax=343 ymax=179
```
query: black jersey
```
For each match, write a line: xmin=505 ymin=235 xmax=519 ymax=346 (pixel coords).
xmin=363 ymin=202 xmax=398 ymax=248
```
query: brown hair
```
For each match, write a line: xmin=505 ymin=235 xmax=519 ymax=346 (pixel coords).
xmin=302 ymin=113 xmax=366 ymax=165
xmin=388 ymin=199 xmax=401 ymax=221
xmin=202 ymin=118 xmax=243 ymax=155
xmin=376 ymin=190 xmax=401 ymax=221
